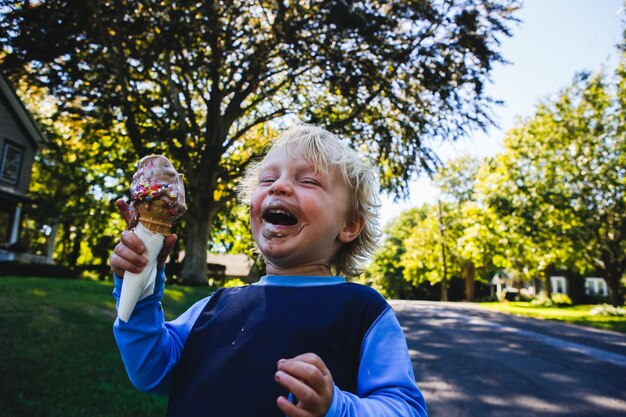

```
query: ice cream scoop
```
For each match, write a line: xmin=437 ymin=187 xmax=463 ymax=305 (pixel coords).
xmin=118 ymin=155 xmax=186 ymax=322
xmin=130 ymin=154 xmax=187 ymax=229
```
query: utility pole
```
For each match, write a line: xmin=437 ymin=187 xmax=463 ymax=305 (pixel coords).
xmin=438 ymin=200 xmax=448 ymax=302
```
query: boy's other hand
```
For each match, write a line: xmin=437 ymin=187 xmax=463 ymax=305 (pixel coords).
xmin=275 ymin=353 xmax=334 ymax=417
xmin=109 ymin=198 xmax=177 ymax=277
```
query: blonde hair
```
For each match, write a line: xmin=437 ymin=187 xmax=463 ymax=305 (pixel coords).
xmin=239 ymin=124 xmax=381 ymax=276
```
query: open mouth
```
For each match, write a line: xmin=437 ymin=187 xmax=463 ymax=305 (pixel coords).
xmin=263 ymin=208 xmax=298 ymax=226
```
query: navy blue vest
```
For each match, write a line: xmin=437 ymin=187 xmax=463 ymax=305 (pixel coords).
xmin=167 ymin=282 xmax=389 ymax=417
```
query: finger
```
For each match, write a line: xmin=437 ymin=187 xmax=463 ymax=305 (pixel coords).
xmin=276 ymin=395 xmax=309 ymax=417
xmin=116 ymin=198 xmax=133 ymax=225
xmin=110 ymin=244 xmax=147 ymax=275
xmin=116 ymin=198 xmax=138 ymax=228
xmin=290 ymin=353 xmax=331 ymax=377
xmin=277 ymin=355 xmax=330 ymax=393
xmin=276 ymin=363 xmax=323 ymax=408
xmin=120 ymin=229 xmax=145 ymax=254
xmin=110 ymin=231 xmax=147 ymax=276
xmin=157 ymin=234 xmax=177 ymax=268
xmin=275 ymin=370 xmax=319 ymax=415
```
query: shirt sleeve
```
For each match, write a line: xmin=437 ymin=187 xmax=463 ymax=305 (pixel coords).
xmin=112 ymin=268 xmax=209 ymax=394
xmin=324 ymin=307 xmax=428 ymax=417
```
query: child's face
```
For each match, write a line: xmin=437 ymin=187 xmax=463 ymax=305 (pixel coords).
xmin=249 ymin=146 xmax=362 ymax=276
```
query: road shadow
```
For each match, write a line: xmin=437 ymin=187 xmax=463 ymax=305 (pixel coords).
xmin=392 ymin=301 xmax=626 ymax=417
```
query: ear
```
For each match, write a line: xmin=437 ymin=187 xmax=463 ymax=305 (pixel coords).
xmin=338 ymin=215 xmax=365 ymax=243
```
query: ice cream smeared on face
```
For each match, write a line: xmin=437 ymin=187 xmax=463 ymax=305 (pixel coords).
xmin=131 ymin=155 xmax=187 ymax=218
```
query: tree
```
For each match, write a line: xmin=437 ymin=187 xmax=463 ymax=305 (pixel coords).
xmin=483 ymin=68 xmax=626 ymax=306
xmin=400 ymin=201 xmax=466 ymax=301
xmin=434 ymin=156 xmax=531 ymax=300
xmin=11 ymin=78 xmax=126 ymax=271
xmin=433 ymin=156 xmax=480 ymax=300
xmin=0 ymin=0 xmax=519 ymax=284
xmin=364 ymin=207 xmax=427 ymax=298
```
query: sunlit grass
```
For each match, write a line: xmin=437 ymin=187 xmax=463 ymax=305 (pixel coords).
xmin=0 ymin=276 xmax=215 ymax=417
xmin=478 ymin=302 xmax=626 ymax=333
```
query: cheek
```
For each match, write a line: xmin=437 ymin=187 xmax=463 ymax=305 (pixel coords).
xmin=249 ymin=203 xmax=262 ymax=230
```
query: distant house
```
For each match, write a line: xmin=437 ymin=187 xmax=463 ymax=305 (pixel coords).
xmin=174 ymin=251 xmax=256 ymax=282
xmin=206 ymin=253 xmax=255 ymax=280
xmin=0 ymin=73 xmax=47 ymax=260
xmin=551 ymin=275 xmax=608 ymax=298
xmin=491 ymin=268 xmax=609 ymax=303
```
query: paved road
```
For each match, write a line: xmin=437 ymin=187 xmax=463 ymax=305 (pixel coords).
xmin=391 ymin=300 xmax=626 ymax=417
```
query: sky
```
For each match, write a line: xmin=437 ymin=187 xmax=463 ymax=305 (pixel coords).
xmin=379 ymin=0 xmax=625 ymax=225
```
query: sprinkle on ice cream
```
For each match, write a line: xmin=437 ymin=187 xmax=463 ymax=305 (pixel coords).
xmin=130 ymin=155 xmax=187 ymax=218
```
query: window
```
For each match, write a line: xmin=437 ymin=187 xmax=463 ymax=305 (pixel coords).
xmin=0 ymin=141 xmax=24 ymax=184
xmin=551 ymin=276 xmax=567 ymax=294
xmin=585 ymin=277 xmax=608 ymax=297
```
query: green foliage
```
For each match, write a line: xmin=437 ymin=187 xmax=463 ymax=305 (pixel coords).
xmin=9 ymin=78 xmax=128 ymax=268
xmin=365 ymin=207 xmax=427 ymax=298
xmin=223 ymin=278 xmax=247 ymax=288
xmin=372 ymin=63 xmax=626 ymax=305
xmin=480 ymin=67 xmax=626 ymax=305
xmin=0 ymin=0 xmax=520 ymax=283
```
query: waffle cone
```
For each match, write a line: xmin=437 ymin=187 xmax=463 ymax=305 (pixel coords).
xmin=136 ymin=199 xmax=175 ymax=235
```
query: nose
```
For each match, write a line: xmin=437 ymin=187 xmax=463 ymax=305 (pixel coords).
xmin=268 ymin=176 xmax=292 ymax=195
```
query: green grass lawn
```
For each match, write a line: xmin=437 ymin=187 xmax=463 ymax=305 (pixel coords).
xmin=0 ymin=276 xmax=214 ymax=417
xmin=478 ymin=302 xmax=626 ymax=334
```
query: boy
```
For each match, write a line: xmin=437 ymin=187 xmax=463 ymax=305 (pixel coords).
xmin=110 ymin=124 xmax=428 ymax=417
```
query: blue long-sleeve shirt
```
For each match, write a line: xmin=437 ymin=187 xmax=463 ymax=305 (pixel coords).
xmin=113 ymin=270 xmax=427 ymax=417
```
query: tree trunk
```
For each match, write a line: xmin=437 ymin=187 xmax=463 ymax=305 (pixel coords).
xmin=543 ymin=264 xmax=554 ymax=298
xmin=180 ymin=209 xmax=212 ymax=285
xmin=46 ymin=223 xmax=59 ymax=264
xmin=464 ymin=260 xmax=475 ymax=302
xmin=605 ymin=266 xmax=624 ymax=307
xmin=68 ymin=227 xmax=82 ymax=267
xmin=60 ymin=222 xmax=70 ymax=264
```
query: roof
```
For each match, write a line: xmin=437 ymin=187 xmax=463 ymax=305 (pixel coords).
xmin=176 ymin=251 xmax=254 ymax=278
xmin=206 ymin=253 xmax=254 ymax=277
xmin=0 ymin=72 xmax=47 ymax=148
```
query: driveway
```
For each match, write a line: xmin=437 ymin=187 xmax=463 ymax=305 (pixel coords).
xmin=391 ymin=300 xmax=626 ymax=417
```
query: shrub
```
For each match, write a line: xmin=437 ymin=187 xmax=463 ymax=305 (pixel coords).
xmin=550 ymin=293 xmax=573 ymax=306
xmin=531 ymin=293 xmax=553 ymax=307
xmin=589 ymin=304 xmax=626 ymax=317
xmin=530 ymin=293 xmax=573 ymax=307
xmin=0 ymin=261 xmax=79 ymax=279
xmin=223 ymin=278 xmax=246 ymax=288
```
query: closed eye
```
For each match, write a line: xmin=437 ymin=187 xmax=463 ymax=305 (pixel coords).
xmin=300 ymin=177 xmax=321 ymax=186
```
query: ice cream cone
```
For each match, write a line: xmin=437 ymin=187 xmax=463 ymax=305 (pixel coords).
xmin=118 ymin=222 xmax=164 ymax=322
xmin=136 ymin=199 xmax=175 ymax=235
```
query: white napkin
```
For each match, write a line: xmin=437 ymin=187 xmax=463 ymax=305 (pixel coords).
xmin=117 ymin=222 xmax=165 ymax=322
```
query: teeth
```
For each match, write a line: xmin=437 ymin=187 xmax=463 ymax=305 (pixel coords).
xmin=268 ymin=209 xmax=290 ymax=216
xmin=263 ymin=207 xmax=298 ymax=226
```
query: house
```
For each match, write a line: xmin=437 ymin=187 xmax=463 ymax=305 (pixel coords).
xmin=206 ymin=253 xmax=255 ymax=280
xmin=491 ymin=268 xmax=609 ymax=303
xmin=551 ymin=275 xmax=609 ymax=298
xmin=0 ymin=73 xmax=47 ymax=261
xmin=174 ymin=251 xmax=256 ymax=283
